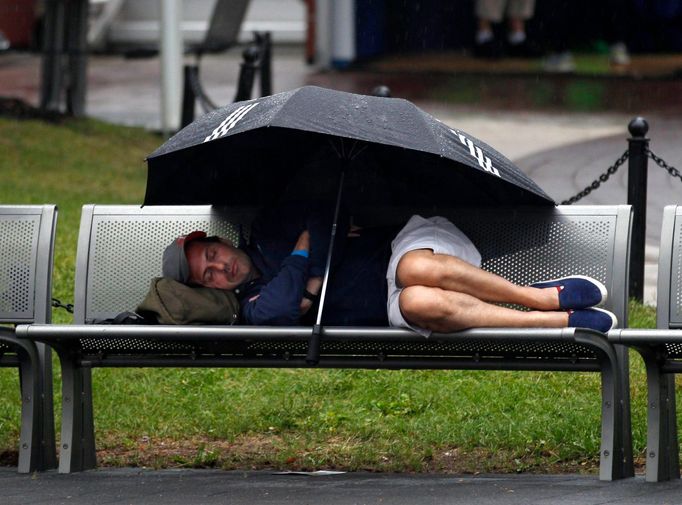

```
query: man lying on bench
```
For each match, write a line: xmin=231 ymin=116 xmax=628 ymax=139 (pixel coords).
xmin=162 ymin=202 xmax=617 ymax=334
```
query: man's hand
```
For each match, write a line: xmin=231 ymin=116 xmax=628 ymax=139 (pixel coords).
xmin=294 ymin=230 xmax=310 ymax=252
xmin=300 ymin=276 xmax=322 ymax=315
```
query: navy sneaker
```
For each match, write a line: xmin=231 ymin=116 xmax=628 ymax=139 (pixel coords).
xmin=531 ymin=275 xmax=607 ymax=309
xmin=567 ymin=308 xmax=618 ymax=333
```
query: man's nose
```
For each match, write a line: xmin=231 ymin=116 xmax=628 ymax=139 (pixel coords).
xmin=207 ymin=259 xmax=227 ymax=271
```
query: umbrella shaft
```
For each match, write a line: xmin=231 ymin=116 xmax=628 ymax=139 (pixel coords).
xmin=315 ymin=170 xmax=345 ymax=326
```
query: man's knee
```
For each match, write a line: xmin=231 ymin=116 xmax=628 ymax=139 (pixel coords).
xmin=396 ymin=250 xmax=437 ymax=287
xmin=399 ymin=285 xmax=445 ymax=324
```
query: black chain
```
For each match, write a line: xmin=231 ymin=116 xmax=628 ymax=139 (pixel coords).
xmin=647 ymin=148 xmax=682 ymax=184
xmin=561 ymin=150 xmax=629 ymax=205
xmin=51 ymin=298 xmax=74 ymax=314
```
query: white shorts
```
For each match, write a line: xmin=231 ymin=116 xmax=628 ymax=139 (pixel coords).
xmin=386 ymin=215 xmax=482 ymax=337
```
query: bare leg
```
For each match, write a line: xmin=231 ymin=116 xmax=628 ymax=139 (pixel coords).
xmin=397 ymin=249 xmax=559 ymax=310
xmin=399 ymin=285 xmax=568 ymax=333
xmin=478 ymin=18 xmax=494 ymax=33
xmin=508 ymin=17 xmax=525 ymax=36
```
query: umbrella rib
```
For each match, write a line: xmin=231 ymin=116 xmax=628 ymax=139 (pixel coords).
xmin=350 ymin=143 xmax=368 ymax=161
xmin=328 ymin=138 xmax=343 ymax=159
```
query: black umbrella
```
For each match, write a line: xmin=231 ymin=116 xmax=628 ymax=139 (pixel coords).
xmin=145 ymin=86 xmax=554 ymax=362
xmin=145 ymin=85 xmax=553 ymax=208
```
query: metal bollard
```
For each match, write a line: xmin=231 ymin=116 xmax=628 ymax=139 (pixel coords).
xmin=627 ymin=117 xmax=650 ymax=302
xmin=181 ymin=65 xmax=197 ymax=128
xmin=234 ymin=44 xmax=260 ymax=103
xmin=257 ymin=32 xmax=273 ymax=97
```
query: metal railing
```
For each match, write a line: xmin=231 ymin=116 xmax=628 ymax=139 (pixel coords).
xmin=181 ymin=32 xmax=272 ymax=128
xmin=562 ymin=117 xmax=682 ymax=302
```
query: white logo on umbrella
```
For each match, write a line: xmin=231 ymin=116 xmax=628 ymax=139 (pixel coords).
xmin=204 ymin=102 xmax=259 ymax=142
xmin=450 ymin=129 xmax=501 ymax=177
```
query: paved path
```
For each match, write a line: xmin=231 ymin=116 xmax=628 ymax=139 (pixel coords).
xmin=3 ymin=468 xmax=682 ymax=505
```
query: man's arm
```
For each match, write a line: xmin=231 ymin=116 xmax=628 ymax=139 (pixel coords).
xmin=242 ymin=231 xmax=311 ymax=325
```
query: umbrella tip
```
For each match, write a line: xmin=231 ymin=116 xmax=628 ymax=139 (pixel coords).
xmin=371 ymin=85 xmax=391 ymax=98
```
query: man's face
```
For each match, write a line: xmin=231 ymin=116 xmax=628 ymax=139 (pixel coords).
xmin=185 ymin=239 xmax=254 ymax=290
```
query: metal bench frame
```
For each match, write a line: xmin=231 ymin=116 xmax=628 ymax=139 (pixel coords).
xmin=17 ymin=204 xmax=634 ymax=479
xmin=610 ymin=204 xmax=682 ymax=482
xmin=0 ymin=205 xmax=57 ymax=472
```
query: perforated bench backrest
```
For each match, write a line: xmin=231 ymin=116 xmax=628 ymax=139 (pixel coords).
xmin=657 ymin=205 xmax=682 ymax=329
xmin=75 ymin=204 xmax=632 ymax=325
xmin=0 ymin=205 xmax=57 ymax=324
xmin=74 ymin=205 xmax=256 ymax=323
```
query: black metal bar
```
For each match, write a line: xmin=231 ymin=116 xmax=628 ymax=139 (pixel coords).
xmin=234 ymin=44 xmax=260 ymax=102
xmin=64 ymin=0 xmax=88 ymax=117
xmin=77 ymin=356 xmax=602 ymax=372
xmin=257 ymin=32 xmax=272 ymax=97
xmin=627 ymin=117 xmax=650 ymax=301
xmin=181 ymin=65 xmax=197 ymax=128
xmin=40 ymin=0 xmax=66 ymax=112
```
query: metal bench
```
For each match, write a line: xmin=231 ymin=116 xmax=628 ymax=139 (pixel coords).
xmin=17 ymin=203 xmax=634 ymax=479
xmin=610 ymin=204 xmax=682 ymax=482
xmin=0 ymin=205 xmax=57 ymax=472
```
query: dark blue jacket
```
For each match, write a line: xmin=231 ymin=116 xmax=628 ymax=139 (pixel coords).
xmin=234 ymin=202 xmax=396 ymax=326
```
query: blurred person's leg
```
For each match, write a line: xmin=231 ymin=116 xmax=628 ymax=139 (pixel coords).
xmin=505 ymin=0 xmax=539 ymax=56
xmin=474 ymin=0 xmax=506 ymax=57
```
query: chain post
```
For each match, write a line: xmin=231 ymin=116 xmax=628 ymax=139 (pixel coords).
xmin=234 ymin=44 xmax=260 ymax=103
xmin=181 ymin=65 xmax=197 ymax=129
xmin=627 ymin=117 xmax=650 ymax=302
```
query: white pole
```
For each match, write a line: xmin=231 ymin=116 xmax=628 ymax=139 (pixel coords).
xmin=331 ymin=0 xmax=355 ymax=68
xmin=315 ymin=0 xmax=332 ymax=70
xmin=160 ymin=0 xmax=183 ymax=135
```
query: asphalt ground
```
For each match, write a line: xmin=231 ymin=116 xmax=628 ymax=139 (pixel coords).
xmin=3 ymin=467 xmax=682 ymax=505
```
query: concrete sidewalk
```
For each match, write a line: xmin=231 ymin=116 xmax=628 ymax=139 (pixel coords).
xmin=3 ymin=46 xmax=681 ymax=304
xmin=3 ymin=468 xmax=682 ymax=505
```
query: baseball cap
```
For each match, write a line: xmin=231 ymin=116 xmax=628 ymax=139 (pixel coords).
xmin=162 ymin=230 xmax=207 ymax=283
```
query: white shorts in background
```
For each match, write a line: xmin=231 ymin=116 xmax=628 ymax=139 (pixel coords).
xmin=386 ymin=215 xmax=482 ymax=337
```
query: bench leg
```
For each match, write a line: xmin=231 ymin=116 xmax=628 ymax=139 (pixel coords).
xmin=0 ymin=329 xmax=55 ymax=472
xmin=58 ymin=353 xmax=96 ymax=473
xmin=36 ymin=342 xmax=57 ymax=470
xmin=576 ymin=332 xmax=633 ymax=480
xmin=641 ymin=349 xmax=680 ymax=482
xmin=16 ymin=341 xmax=43 ymax=473
xmin=613 ymin=344 xmax=634 ymax=477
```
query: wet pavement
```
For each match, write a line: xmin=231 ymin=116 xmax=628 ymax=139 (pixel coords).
xmin=3 ymin=467 xmax=682 ymax=505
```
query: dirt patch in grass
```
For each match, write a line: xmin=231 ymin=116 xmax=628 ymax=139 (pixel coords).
xmin=0 ymin=449 xmax=18 ymax=466
xmin=0 ymin=97 xmax=67 ymax=122
xmin=89 ymin=435 xmax=646 ymax=475
xmin=0 ymin=435 xmax=648 ymax=475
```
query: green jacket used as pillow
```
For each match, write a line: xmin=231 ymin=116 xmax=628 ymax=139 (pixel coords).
xmin=137 ymin=277 xmax=240 ymax=325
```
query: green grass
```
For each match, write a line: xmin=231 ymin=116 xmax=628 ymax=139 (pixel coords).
xmin=0 ymin=116 xmax=662 ymax=473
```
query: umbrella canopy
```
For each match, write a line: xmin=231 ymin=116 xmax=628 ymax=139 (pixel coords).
xmin=145 ymin=86 xmax=554 ymax=209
